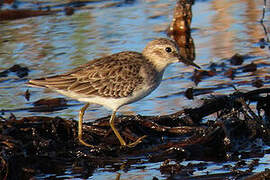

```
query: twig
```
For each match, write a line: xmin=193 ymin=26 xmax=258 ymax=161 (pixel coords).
xmin=260 ymin=0 xmax=267 ymax=23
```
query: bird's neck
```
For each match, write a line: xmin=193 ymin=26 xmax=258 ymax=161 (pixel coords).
xmin=147 ymin=59 xmax=170 ymax=73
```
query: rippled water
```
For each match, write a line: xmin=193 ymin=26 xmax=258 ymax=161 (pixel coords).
xmin=0 ymin=0 xmax=270 ymax=179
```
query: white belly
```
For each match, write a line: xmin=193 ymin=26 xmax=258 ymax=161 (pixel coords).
xmin=55 ymin=82 xmax=159 ymax=111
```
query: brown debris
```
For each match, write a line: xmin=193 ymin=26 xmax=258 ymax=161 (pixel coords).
xmin=167 ymin=0 xmax=196 ymax=61
xmin=242 ymin=62 xmax=257 ymax=72
xmin=160 ymin=160 xmax=209 ymax=177
xmin=191 ymin=69 xmax=216 ymax=84
xmin=32 ymin=98 xmax=68 ymax=112
xmin=0 ymin=1 xmax=98 ymax=21
xmin=259 ymin=38 xmax=267 ymax=49
xmin=0 ymin=88 xmax=270 ymax=179
xmin=0 ymin=64 xmax=29 ymax=78
xmin=3 ymin=0 xmax=14 ymax=4
xmin=230 ymin=53 xmax=244 ymax=66
xmin=0 ymin=9 xmax=57 ymax=21
xmin=24 ymin=89 xmax=30 ymax=101
xmin=64 ymin=7 xmax=75 ymax=16
xmin=251 ymin=78 xmax=264 ymax=88
xmin=184 ymin=87 xmax=194 ymax=99
xmin=244 ymin=169 xmax=270 ymax=180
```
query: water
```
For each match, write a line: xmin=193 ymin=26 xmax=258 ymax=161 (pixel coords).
xmin=0 ymin=0 xmax=270 ymax=179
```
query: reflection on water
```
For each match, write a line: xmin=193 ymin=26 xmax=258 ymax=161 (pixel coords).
xmin=0 ymin=0 xmax=269 ymax=118
xmin=194 ymin=0 xmax=270 ymax=60
xmin=0 ymin=0 xmax=270 ymax=178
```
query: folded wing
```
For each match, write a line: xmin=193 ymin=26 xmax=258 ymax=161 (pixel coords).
xmin=28 ymin=52 xmax=144 ymax=98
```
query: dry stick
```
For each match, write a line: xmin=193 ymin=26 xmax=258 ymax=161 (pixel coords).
xmin=260 ymin=21 xmax=270 ymax=45
xmin=260 ymin=0 xmax=267 ymax=23
xmin=134 ymin=115 xmax=202 ymax=134
xmin=260 ymin=0 xmax=270 ymax=49
xmin=183 ymin=88 xmax=270 ymax=122
xmin=236 ymin=98 xmax=263 ymax=140
xmin=237 ymin=98 xmax=262 ymax=123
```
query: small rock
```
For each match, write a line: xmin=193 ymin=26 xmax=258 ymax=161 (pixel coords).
xmin=242 ymin=63 xmax=257 ymax=72
xmin=230 ymin=53 xmax=244 ymax=65
xmin=33 ymin=98 xmax=67 ymax=108
xmin=64 ymin=7 xmax=74 ymax=16
xmin=25 ymin=89 xmax=30 ymax=101
xmin=185 ymin=88 xmax=194 ymax=100
xmin=251 ymin=78 xmax=264 ymax=88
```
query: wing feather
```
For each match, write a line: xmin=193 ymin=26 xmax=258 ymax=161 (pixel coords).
xmin=29 ymin=52 xmax=146 ymax=98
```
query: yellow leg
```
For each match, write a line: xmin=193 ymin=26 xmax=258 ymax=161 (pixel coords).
xmin=78 ymin=103 xmax=94 ymax=147
xmin=109 ymin=110 xmax=147 ymax=147
xmin=110 ymin=110 xmax=127 ymax=146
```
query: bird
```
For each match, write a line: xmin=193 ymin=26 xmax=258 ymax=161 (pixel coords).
xmin=28 ymin=38 xmax=200 ymax=148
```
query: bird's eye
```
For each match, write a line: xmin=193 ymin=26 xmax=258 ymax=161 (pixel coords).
xmin=165 ymin=47 xmax=172 ymax=53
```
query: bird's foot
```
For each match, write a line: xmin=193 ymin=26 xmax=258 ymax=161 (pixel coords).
xmin=79 ymin=138 xmax=95 ymax=148
xmin=124 ymin=135 xmax=147 ymax=148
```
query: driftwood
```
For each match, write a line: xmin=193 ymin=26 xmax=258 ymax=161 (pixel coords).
xmin=167 ymin=0 xmax=196 ymax=61
xmin=0 ymin=0 xmax=134 ymax=21
xmin=0 ymin=88 xmax=269 ymax=179
xmin=0 ymin=9 xmax=58 ymax=21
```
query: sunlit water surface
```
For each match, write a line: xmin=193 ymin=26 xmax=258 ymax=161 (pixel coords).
xmin=0 ymin=0 xmax=270 ymax=179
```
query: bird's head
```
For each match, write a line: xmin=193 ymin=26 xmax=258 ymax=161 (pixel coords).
xmin=142 ymin=38 xmax=200 ymax=72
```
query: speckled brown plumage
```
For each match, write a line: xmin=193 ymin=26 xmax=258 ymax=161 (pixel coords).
xmin=29 ymin=52 xmax=152 ymax=98
xmin=28 ymin=38 xmax=200 ymax=148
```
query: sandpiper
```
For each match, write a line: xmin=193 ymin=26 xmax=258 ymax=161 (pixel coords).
xmin=28 ymin=38 xmax=200 ymax=148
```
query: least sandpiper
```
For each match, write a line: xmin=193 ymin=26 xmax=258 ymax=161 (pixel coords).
xmin=28 ymin=38 xmax=200 ymax=148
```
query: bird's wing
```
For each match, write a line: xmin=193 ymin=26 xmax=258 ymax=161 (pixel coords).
xmin=29 ymin=52 xmax=145 ymax=98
